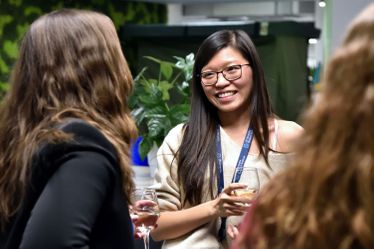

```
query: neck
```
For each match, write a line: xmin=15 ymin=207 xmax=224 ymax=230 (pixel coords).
xmin=218 ymin=110 xmax=252 ymax=147
xmin=218 ymin=110 xmax=251 ymax=130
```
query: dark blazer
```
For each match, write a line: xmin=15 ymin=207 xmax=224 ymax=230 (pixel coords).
xmin=1 ymin=119 xmax=135 ymax=249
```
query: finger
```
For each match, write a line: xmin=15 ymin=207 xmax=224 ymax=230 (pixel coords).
xmin=232 ymin=225 xmax=240 ymax=238
xmin=226 ymin=204 xmax=248 ymax=214
xmin=227 ymin=194 xmax=258 ymax=206
xmin=222 ymin=183 xmax=248 ymax=194
xmin=223 ymin=195 xmax=252 ymax=205
xmin=134 ymin=232 xmax=142 ymax=239
xmin=229 ymin=205 xmax=248 ymax=212
xmin=222 ymin=203 xmax=246 ymax=212
xmin=134 ymin=200 xmax=158 ymax=209
xmin=225 ymin=210 xmax=246 ymax=217
xmin=221 ymin=202 xmax=244 ymax=210
xmin=219 ymin=206 xmax=244 ymax=217
xmin=227 ymin=224 xmax=235 ymax=240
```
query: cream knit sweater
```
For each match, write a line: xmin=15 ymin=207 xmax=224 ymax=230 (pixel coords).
xmin=152 ymin=123 xmax=290 ymax=249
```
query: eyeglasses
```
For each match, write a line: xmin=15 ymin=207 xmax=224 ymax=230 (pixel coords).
xmin=199 ymin=63 xmax=250 ymax=86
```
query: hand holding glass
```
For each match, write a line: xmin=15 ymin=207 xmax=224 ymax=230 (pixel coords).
xmin=130 ymin=188 xmax=160 ymax=249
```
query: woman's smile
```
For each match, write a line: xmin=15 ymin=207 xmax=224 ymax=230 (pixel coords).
xmin=216 ymin=90 xmax=237 ymax=99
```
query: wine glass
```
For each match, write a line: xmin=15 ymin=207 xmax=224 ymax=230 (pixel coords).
xmin=234 ymin=167 xmax=260 ymax=205
xmin=130 ymin=188 xmax=160 ymax=249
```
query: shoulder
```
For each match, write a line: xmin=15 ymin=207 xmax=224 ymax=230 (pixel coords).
xmin=276 ymin=119 xmax=304 ymax=153
xmin=164 ymin=123 xmax=185 ymax=142
xmin=59 ymin=119 xmax=111 ymax=146
xmin=159 ymin=123 xmax=185 ymax=153
xmin=59 ymin=118 xmax=114 ymax=152
xmin=39 ymin=119 xmax=118 ymax=170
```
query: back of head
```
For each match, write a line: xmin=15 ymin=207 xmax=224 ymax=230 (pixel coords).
xmin=234 ymin=4 xmax=374 ymax=249
xmin=315 ymin=3 xmax=374 ymax=163
xmin=9 ymin=8 xmax=133 ymax=123
xmin=0 ymin=9 xmax=136 ymax=228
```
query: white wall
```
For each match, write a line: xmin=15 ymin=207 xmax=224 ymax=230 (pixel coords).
xmin=167 ymin=1 xmax=314 ymax=24
xmin=330 ymin=0 xmax=373 ymax=54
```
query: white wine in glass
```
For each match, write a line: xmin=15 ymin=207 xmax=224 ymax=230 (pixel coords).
xmin=130 ymin=188 xmax=160 ymax=249
xmin=234 ymin=167 xmax=260 ymax=204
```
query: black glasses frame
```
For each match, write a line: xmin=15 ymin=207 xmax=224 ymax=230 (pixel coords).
xmin=199 ymin=63 xmax=250 ymax=86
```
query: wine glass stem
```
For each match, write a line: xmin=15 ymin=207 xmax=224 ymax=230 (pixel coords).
xmin=143 ymin=231 xmax=150 ymax=249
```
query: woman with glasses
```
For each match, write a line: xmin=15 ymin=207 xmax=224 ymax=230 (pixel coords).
xmin=150 ymin=29 xmax=303 ymax=249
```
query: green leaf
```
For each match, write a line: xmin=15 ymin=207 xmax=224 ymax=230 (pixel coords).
xmin=0 ymin=57 xmax=9 ymax=74
xmin=134 ymin=80 xmax=162 ymax=104
xmin=17 ymin=23 xmax=29 ymax=39
xmin=144 ymin=108 xmax=167 ymax=119
xmin=108 ymin=3 xmax=127 ymax=30
xmin=170 ymin=104 xmax=190 ymax=124
xmin=0 ymin=82 xmax=9 ymax=91
xmin=143 ymin=56 xmax=162 ymax=64
xmin=24 ymin=6 xmax=42 ymax=16
xmin=9 ymin=0 xmax=22 ymax=7
xmin=160 ymin=62 xmax=173 ymax=80
xmin=134 ymin=67 xmax=147 ymax=82
xmin=138 ymin=93 xmax=161 ymax=106
xmin=0 ymin=15 xmax=13 ymax=37
xmin=139 ymin=136 xmax=153 ymax=160
xmin=175 ymin=81 xmax=190 ymax=98
xmin=131 ymin=107 xmax=146 ymax=126
xmin=147 ymin=116 xmax=166 ymax=137
xmin=186 ymin=53 xmax=195 ymax=63
xmin=4 ymin=40 xmax=18 ymax=59
xmin=158 ymin=80 xmax=173 ymax=101
xmin=144 ymin=56 xmax=175 ymax=80
xmin=174 ymin=53 xmax=194 ymax=81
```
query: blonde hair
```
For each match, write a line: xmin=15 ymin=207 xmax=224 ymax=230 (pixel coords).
xmin=0 ymin=9 xmax=137 ymax=228
xmin=234 ymin=4 xmax=374 ymax=249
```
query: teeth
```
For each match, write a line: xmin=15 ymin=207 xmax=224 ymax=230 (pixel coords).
xmin=218 ymin=91 xmax=235 ymax=98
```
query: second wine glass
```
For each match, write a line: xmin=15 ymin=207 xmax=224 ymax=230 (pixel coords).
xmin=130 ymin=188 xmax=160 ymax=249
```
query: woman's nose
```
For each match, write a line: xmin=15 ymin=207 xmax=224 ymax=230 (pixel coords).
xmin=215 ymin=72 xmax=230 ymax=87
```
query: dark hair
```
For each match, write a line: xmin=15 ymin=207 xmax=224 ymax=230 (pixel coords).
xmin=177 ymin=30 xmax=273 ymax=205
xmin=0 ymin=9 xmax=137 ymax=228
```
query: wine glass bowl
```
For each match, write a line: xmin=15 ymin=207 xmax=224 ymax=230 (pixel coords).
xmin=234 ymin=167 xmax=260 ymax=203
xmin=234 ymin=188 xmax=258 ymax=199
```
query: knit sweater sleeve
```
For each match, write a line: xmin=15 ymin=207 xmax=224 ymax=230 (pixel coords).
xmin=152 ymin=123 xmax=185 ymax=211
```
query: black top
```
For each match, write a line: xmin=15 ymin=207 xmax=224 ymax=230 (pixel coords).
xmin=1 ymin=119 xmax=135 ymax=249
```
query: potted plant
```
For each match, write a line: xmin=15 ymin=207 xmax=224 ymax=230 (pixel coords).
xmin=129 ymin=53 xmax=194 ymax=161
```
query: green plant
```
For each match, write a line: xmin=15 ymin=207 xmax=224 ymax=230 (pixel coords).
xmin=0 ymin=1 xmax=167 ymax=102
xmin=129 ymin=53 xmax=194 ymax=159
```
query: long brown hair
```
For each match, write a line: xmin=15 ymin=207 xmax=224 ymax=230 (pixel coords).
xmin=234 ymin=4 xmax=374 ymax=249
xmin=0 ymin=9 xmax=137 ymax=229
xmin=178 ymin=30 xmax=273 ymax=206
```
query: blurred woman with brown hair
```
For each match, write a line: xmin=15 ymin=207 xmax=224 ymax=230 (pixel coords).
xmin=232 ymin=3 xmax=374 ymax=249
xmin=0 ymin=9 xmax=137 ymax=248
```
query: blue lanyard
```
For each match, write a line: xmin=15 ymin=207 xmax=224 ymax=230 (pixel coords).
xmin=215 ymin=124 xmax=254 ymax=194
xmin=216 ymin=123 xmax=254 ymax=241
